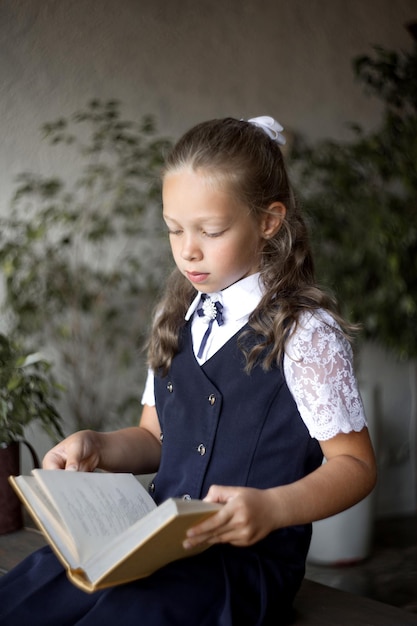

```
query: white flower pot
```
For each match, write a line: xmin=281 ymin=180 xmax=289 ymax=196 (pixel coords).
xmin=307 ymin=384 xmax=377 ymax=565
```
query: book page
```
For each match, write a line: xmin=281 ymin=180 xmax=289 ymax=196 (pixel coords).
xmin=32 ymin=470 xmax=156 ymax=564
xmin=12 ymin=476 xmax=79 ymax=567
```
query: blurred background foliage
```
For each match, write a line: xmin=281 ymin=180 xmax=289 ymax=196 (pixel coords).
xmin=291 ymin=27 xmax=417 ymax=360
xmin=0 ymin=100 xmax=172 ymax=431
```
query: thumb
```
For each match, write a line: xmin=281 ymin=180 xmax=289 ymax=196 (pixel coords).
xmin=203 ymin=484 xmax=235 ymax=504
xmin=42 ymin=449 xmax=72 ymax=470
xmin=42 ymin=440 xmax=81 ymax=471
xmin=65 ymin=461 xmax=79 ymax=471
xmin=63 ymin=439 xmax=84 ymax=471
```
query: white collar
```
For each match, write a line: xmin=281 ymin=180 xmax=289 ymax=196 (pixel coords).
xmin=185 ymin=273 xmax=263 ymax=322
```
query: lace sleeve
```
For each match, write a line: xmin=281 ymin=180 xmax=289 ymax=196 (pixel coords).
xmin=283 ymin=311 xmax=367 ymax=440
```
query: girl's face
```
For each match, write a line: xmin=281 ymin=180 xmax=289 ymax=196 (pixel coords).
xmin=162 ymin=168 xmax=264 ymax=293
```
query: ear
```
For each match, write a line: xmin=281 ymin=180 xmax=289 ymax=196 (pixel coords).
xmin=260 ymin=202 xmax=286 ymax=239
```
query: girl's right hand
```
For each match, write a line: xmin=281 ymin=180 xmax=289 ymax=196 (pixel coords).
xmin=43 ymin=406 xmax=162 ymax=474
xmin=42 ymin=430 xmax=102 ymax=472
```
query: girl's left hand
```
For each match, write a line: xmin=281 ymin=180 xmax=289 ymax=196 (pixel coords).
xmin=183 ymin=485 xmax=276 ymax=549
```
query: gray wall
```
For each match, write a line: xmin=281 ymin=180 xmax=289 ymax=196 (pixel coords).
xmin=1 ymin=0 xmax=415 ymax=197
xmin=1 ymin=0 xmax=416 ymax=517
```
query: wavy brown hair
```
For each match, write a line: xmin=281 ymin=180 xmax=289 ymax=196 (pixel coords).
xmin=147 ymin=117 xmax=355 ymax=375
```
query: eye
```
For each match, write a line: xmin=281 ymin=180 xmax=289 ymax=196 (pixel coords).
xmin=167 ymin=228 xmax=183 ymax=236
xmin=202 ymin=230 xmax=224 ymax=238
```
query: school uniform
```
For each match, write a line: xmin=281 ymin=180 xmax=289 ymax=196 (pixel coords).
xmin=0 ymin=274 xmax=366 ymax=625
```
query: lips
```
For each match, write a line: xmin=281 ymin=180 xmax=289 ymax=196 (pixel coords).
xmin=185 ymin=271 xmax=209 ymax=284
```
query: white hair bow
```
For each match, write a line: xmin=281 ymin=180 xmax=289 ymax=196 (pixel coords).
xmin=247 ymin=116 xmax=286 ymax=145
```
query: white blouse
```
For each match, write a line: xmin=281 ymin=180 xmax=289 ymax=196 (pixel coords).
xmin=141 ymin=274 xmax=367 ymax=441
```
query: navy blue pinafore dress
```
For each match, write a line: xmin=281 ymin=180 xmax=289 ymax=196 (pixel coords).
xmin=0 ymin=324 xmax=322 ymax=625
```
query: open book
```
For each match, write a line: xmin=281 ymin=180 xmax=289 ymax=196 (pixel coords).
xmin=9 ymin=469 xmax=221 ymax=593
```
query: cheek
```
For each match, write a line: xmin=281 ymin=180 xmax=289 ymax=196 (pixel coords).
xmin=216 ymin=238 xmax=257 ymax=271
xmin=239 ymin=228 xmax=263 ymax=259
xmin=168 ymin=237 xmax=181 ymax=257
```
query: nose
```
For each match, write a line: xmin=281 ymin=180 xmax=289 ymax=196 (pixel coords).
xmin=180 ymin=233 xmax=202 ymax=261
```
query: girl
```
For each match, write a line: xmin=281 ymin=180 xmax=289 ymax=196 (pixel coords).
xmin=0 ymin=116 xmax=376 ymax=625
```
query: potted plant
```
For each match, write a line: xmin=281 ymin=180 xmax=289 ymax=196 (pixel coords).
xmin=291 ymin=25 xmax=417 ymax=563
xmin=0 ymin=332 xmax=64 ymax=533
xmin=0 ymin=99 xmax=172 ymax=433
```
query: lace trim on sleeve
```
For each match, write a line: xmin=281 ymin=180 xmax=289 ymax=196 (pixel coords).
xmin=283 ymin=311 xmax=367 ymax=440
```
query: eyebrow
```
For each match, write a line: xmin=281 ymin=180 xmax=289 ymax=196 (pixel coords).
xmin=162 ymin=213 xmax=229 ymax=226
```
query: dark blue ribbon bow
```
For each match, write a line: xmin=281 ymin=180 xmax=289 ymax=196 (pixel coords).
xmin=196 ymin=294 xmax=224 ymax=359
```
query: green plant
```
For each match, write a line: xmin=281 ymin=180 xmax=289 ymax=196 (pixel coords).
xmin=291 ymin=27 xmax=417 ymax=360
xmin=0 ymin=333 xmax=64 ymax=445
xmin=0 ymin=100 xmax=172 ymax=430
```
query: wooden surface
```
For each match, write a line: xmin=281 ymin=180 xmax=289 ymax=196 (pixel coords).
xmin=0 ymin=524 xmax=46 ymax=575
xmin=294 ymin=579 xmax=417 ymax=625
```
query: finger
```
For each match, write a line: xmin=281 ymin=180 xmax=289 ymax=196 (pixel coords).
xmin=64 ymin=456 xmax=79 ymax=471
xmin=183 ymin=512 xmax=232 ymax=550
xmin=43 ymin=439 xmax=82 ymax=471
xmin=204 ymin=484 xmax=237 ymax=504
xmin=42 ymin=449 xmax=67 ymax=470
xmin=187 ymin=506 xmax=231 ymax=538
xmin=64 ymin=438 xmax=91 ymax=471
xmin=186 ymin=525 xmax=244 ymax=549
xmin=206 ymin=531 xmax=246 ymax=547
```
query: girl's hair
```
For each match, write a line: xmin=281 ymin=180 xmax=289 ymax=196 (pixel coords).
xmin=147 ymin=117 xmax=354 ymax=375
